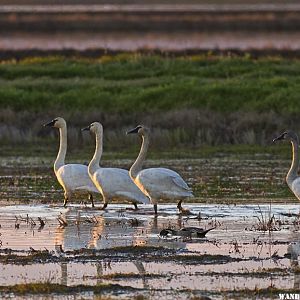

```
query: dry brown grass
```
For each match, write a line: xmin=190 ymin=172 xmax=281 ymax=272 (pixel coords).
xmin=0 ymin=108 xmax=296 ymax=152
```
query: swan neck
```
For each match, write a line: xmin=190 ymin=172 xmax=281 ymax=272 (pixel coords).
xmin=88 ymin=128 xmax=103 ymax=175
xmin=130 ymin=134 xmax=150 ymax=179
xmin=54 ymin=126 xmax=67 ymax=173
xmin=287 ymin=139 xmax=299 ymax=186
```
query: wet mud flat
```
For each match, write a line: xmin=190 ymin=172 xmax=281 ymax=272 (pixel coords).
xmin=0 ymin=204 xmax=300 ymax=299
xmin=0 ymin=154 xmax=298 ymax=298
xmin=0 ymin=155 xmax=296 ymax=204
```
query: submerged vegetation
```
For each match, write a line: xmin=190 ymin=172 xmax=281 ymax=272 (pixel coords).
xmin=0 ymin=282 xmax=138 ymax=295
xmin=0 ymin=54 xmax=299 ymax=152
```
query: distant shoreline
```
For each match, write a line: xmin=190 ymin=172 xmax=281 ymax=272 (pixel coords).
xmin=1 ymin=4 xmax=300 ymax=12
xmin=1 ymin=4 xmax=300 ymax=32
xmin=1 ymin=4 xmax=300 ymax=53
xmin=1 ymin=48 xmax=300 ymax=60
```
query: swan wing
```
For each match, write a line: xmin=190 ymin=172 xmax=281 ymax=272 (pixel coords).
xmin=171 ymin=176 xmax=191 ymax=191
xmin=93 ymin=168 xmax=149 ymax=204
xmin=141 ymin=168 xmax=191 ymax=191
xmin=57 ymin=164 xmax=99 ymax=193
xmin=136 ymin=168 xmax=193 ymax=199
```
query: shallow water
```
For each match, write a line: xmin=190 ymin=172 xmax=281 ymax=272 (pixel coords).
xmin=0 ymin=155 xmax=298 ymax=298
xmin=0 ymin=203 xmax=299 ymax=298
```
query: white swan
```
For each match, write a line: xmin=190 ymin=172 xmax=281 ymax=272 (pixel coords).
xmin=44 ymin=117 xmax=100 ymax=207
xmin=127 ymin=125 xmax=194 ymax=214
xmin=82 ymin=122 xmax=149 ymax=209
xmin=273 ymin=130 xmax=300 ymax=200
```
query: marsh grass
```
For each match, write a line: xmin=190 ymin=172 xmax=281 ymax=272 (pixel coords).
xmin=0 ymin=282 xmax=137 ymax=295
xmin=2 ymin=55 xmax=300 ymax=113
xmin=0 ymin=55 xmax=300 ymax=151
xmin=0 ymin=108 xmax=296 ymax=153
xmin=254 ymin=206 xmax=277 ymax=231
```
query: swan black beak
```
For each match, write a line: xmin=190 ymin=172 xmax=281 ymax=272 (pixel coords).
xmin=43 ymin=120 xmax=56 ymax=127
xmin=81 ymin=126 xmax=91 ymax=131
xmin=126 ymin=126 xmax=141 ymax=135
xmin=273 ymin=133 xmax=285 ymax=143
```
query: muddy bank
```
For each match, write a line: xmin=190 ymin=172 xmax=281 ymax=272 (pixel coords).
xmin=0 ymin=155 xmax=296 ymax=204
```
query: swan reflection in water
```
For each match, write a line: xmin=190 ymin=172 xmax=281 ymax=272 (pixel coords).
xmin=53 ymin=207 xmax=190 ymax=286
xmin=55 ymin=210 xmax=142 ymax=251
xmin=287 ymin=241 xmax=300 ymax=289
xmin=53 ymin=208 xmax=161 ymax=286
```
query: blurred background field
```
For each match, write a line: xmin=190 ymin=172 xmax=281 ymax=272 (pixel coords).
xmin=1 ymin=0 xmax=300 ymax=56
xmin=1 ymin=5 xmax=300 ymax=299
xmin=0 ymin=1 xmax=299 ymax=157
xmin=0 ymin=54 xmax=299 ymax=157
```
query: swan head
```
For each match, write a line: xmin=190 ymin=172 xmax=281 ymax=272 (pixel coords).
xmin=81 ymin=122 xmax=103 ymax=134
xmin=126 ymin=125 xmax=150 ymax=136
xmin=273 ymin=130 xmax=299 ymax=143
xmin=43 ymin=117 xmax=66 ymax=129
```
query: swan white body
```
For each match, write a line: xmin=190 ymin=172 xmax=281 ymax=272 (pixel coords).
xmin=44 ymin=117 xmax=99 ymax=207
xmin=127 ymin=125 xmax=194 ymax=214
xmin=90 ymin=167 xmax=149 ymax=205
xmin=56 ymin=164 xmax=99 ymax=195
xmin=291 ymin=178 xmax=300 ymax=200
xmin=135 ymin=167 xmax=193 ymax=200
xmin=273 ymin=130 xmax=300 ymax=200
xmin=83 ymin=122 xmax=149 ymax=209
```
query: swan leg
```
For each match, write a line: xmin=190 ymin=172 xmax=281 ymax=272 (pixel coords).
xmin=154 ymin=204 xmax=158 ymax=215
xmin=177 ymin=200 xmax=183 ymax=212
xmin=177 ymin=200 xmax=191 ymax=215
xmin=100 ymin=203 xmax=108 ymax=210
xmin=88 ymin=194 xmax=95 ymax=208
xmin=63 ymin=192 xmax=69 ymax=207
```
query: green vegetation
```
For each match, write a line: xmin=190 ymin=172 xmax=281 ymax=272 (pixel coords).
xmin=0 ymin=54 xmax=299 ymax=150
xmin=0 ymin=54 xmax=300 ymax=113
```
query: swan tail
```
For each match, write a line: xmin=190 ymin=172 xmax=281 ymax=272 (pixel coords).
xmin=171 ymin=176 xmax=191 ymax=191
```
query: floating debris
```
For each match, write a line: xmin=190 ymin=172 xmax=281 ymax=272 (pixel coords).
xmin=129 ymin=218 xmax=141 ymax=227
xmin=57 ymin=214 xmax=68 ymax=227
xmin=84 ymin=215 xmax=98 ymax=224
xmin=29 ymin=247 xmax=38 ymax=253
xmin=37 ymin=217 xmax=45 ymax=228
xmin=29 ymin=218 xmax=36 ymax=227
xmin=14 ymin=217 xmax=20 ymax=229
